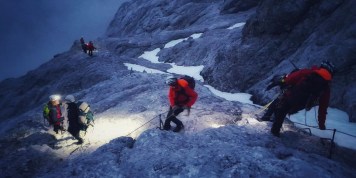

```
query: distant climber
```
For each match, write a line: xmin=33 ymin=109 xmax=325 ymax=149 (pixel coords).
xmin=268 ymin=61 xmax=336 ymax=137
xmin=43 ymin=95 xmax=65 ymax=134
xmin=87 ymin=41 xmax=96 ymax=56
xmin=164 ymin=76 xmax=198 ymax=132
xmin=65 ymin=95 xmax=84 ymax=144
xmin=80 ymin=37 xmax=87 ymax=53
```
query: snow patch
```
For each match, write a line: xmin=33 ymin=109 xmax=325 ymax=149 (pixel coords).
xmin=124 ymin=63 xmax=166 ymax=74
xmin=204 ymin=85 xmax=253 ymax=104
xmin=167 ymin=64 xmax=204 ymax=81
xmin=290 ymin=107 xmax=356 ymax=150
xmin=210 ymin=123 xmax=225 ymax=128
xmin=164 ymin=33 xmax=203 ymax=48
xmin=190 ymin=33 xmax=203 ymax=39
xmin=138 ymin=48 xmax=160 ymax=63
xmin=227 ymin=22 xmax=246 ymax=30
xmin=164 ymin=39 xmax=186 ymax=48
xmin=85 ymin=116 xmax=144 ymax=145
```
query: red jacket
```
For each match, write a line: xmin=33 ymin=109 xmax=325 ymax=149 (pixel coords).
xmin=168 ymin=79 xmax=198 ymax=107
xmin=87 ymin=43 xmax=95 ymax=50
xmin=49 ymin=103 xmax=62 ymax=126
xmin=284 ymin=67 xmax=331 ymax=124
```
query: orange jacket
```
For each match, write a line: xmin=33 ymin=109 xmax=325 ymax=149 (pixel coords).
xmin=168 ymin=79 xmax=198 ymax=107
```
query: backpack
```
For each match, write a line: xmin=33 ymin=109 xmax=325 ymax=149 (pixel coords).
xmin=77 ymin=101 xmax=95 ymax=127
xmin=180 ymin=75 xmax=195 ymax=89
xmin=43 ymin=103 xmax=51 ymax=124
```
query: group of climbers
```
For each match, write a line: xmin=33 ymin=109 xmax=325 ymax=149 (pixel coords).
xmin=43 ymin=94 xmax=94 ymax=144
xmin=42 ymin=60 xmax=335 ymax=140
xmin=161 ymin=60 xmax=336 ymax=136
xmin=80 ymin=37 xmax=96 ymax=56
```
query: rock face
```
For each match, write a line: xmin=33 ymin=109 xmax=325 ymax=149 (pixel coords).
xmin=221 ymin=0 xmax=260 ymax=14
xmin=0 ymin=0 xmax=355 ymax=122
xmin=105 ymin=0 xmax=356 ymax=122
xmin=243 ymin=0 xmax=356 ymax=122
xmin=0 ymin=1 xmax=355 ymax=177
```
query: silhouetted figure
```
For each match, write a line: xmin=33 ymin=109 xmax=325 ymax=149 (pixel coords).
xmin=80 ymin=37 xmax=87 ymax=53
xmin=65 ymin=95 xmax=83 ymax=144
xmin=87 ymin=41 xmax=96 ymax=56
xmin=269 ymin=61 xmax=336 ymax=137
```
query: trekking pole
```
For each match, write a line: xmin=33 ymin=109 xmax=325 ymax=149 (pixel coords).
xmin=328 ymin=129 xmax=336 ymax=159
xmin=158 ymin=114 xmax=163 ymax=130
xmin=289 ymin=60 xmax=299 ymax=70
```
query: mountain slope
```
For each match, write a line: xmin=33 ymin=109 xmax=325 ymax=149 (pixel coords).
xmin=105 ymin=0 xmax=356 ymax=121
xmin=0 ymin=0 xmax=356 ymax=177
xmin=42 ymin=123 xmax=355 ymax=178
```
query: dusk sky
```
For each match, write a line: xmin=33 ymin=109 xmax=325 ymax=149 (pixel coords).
xmin=0 ymin=0 xmax=126 ymax=81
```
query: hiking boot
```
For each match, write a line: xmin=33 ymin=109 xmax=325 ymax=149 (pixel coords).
xmin=173 ymin=125 xmax=184 ymax=132
xmin=163 ymin=124 xmax=171 ymax=130
xmin=271 ymin=129 xmax=280 ymax=137
xmin=76 ymin=138 xmax=84 ymax=145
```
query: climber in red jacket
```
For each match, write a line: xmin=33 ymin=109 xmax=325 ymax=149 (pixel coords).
xmin=164 ymin=76 xmax=198 ymax=132
xmin=270 ymin=61 xmax=336 ymax=137
xmin=87 ymin=41 xmax=96 ymax=56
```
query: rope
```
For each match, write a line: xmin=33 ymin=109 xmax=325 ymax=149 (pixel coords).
xmin=125 ymin=111 xmax=169 ymax=137
xmin=124 ymin=107 xmax=241 ymax=137
xmin=256 ymin=97 xmax=356 ymax=139
xmin=292 ymin=118 xmax=356 ymax=138
xmin=124 ymin=106 xmax=356 ymax=139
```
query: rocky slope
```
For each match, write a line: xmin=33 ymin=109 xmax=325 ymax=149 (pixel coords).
xmin=2 ymin=0 xmax=355 ymax=122
xmin=105 ymin=0 xmax=356 ymax=121
xmin=0 ymin=0 xmax=355 ymax=177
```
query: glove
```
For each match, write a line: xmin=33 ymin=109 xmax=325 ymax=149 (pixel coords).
xmin=266 ymin=74 xmax=286 ymax=91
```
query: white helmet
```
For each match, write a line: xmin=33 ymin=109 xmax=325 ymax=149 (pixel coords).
xmin=49 ymin=94 xmax=61 ymax=101
xmin=65 ymin=95 xmax=75 ymax=102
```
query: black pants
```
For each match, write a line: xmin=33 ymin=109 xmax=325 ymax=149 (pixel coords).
xmin=53 ymin=124 xmax=64 ymax=134
xmin=68 ymin=126 xmax=82 ymax=141
xmin=261 ymin=97 xmax=280 ymax=121
xmin=271 ymin=110 xmax=287 ymax=134
xmin=164 ymin=106 xmax=184 ymax=129
xmin=81 ymin=44 xmax=87 ymax=53
xmin=88 ymin=50 xmax=93 ymax=56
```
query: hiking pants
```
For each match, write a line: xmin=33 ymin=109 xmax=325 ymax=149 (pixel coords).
xmin=68 ymin=127 xmax=81 ymax=141
xmin=53 ymin=124 xmax=64 ymax=134
xmin=164 ymin=106 xmax=184 ymax=128
xmin=271 ymin=94 xmax=303 ymax=134
xmin=271 ymin=105 xmax=289 ymax=134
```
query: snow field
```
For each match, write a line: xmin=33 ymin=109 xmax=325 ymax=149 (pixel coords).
xmin=227 ymin=22 xmax=246 ymax=30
